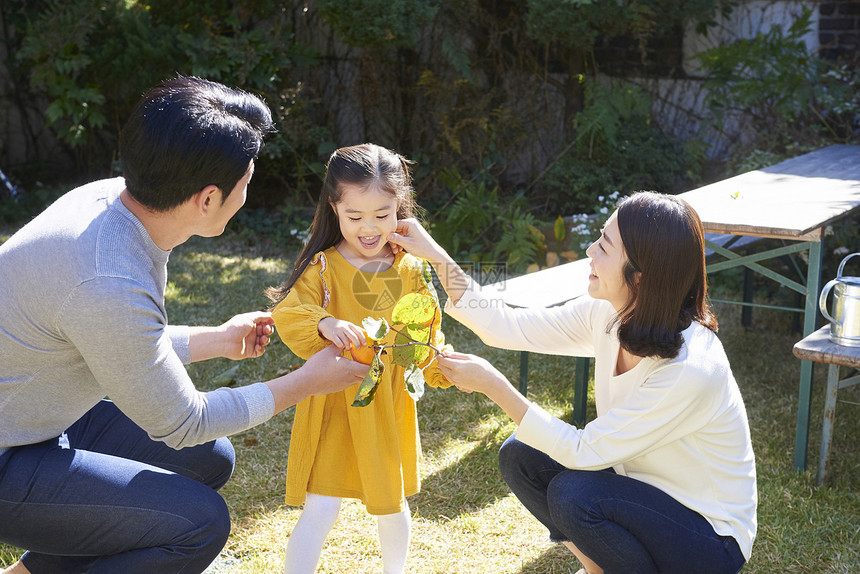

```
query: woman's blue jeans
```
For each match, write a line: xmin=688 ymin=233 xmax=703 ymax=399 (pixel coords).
xmin=498 ymin=435 xmax=746 ymax=574
xmin=0 ymin=400 xmax=235 ymax=574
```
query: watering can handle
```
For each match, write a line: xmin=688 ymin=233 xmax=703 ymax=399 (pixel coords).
xmin=821 ymin=252 xmax=860 ymax=323
xmin=819 ymin=280 xmax=838 ymax=324
xmin=836 ymin=252 xmax=860 ymax=278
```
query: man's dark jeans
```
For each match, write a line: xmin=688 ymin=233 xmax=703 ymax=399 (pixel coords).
xmin=0 ymin=400 xmax=234 ymax=573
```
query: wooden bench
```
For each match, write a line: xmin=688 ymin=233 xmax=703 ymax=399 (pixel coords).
xmin=792 ymin=326 xmax=860 ymax=485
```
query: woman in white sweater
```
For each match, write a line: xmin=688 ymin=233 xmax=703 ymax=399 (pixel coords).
xmin=389 ymin=191 xmax=756 ymax=574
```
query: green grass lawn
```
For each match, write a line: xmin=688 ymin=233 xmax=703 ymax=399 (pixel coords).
xmin=2 ymin=234 xmax=858 ymax=573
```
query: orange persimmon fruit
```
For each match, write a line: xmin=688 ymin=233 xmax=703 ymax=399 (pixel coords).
xmin=341 ymin=341 xmax=376 ymax=365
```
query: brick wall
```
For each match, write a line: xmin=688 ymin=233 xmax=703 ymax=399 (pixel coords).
xmin=593 ymin=28 xmax=686 ymax=78
xmin=595 ymin=1 xmax=858 ymax=76
xmin=819 ymin=1 xmax=859 ymax=61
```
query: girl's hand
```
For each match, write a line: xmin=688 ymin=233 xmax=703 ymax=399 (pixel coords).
xmin=388 ymin=218 xmax=446 ymax=262
xmin=318 ymin=317 xmax=366 ymax=350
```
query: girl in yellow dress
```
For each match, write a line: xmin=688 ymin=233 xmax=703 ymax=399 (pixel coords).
xmin=266 ymin=143 xmax=452 ymax=574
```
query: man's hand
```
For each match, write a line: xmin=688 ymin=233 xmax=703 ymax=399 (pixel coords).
xmin=302 ymin=345 xmax=370 ymax=395
xmin=266 ymin=345 xmax=370 ymax=414
xmin=189 ymin=312 xmax=275 ymax=363
xmin=1 ymin=560 xmax=31 ymax=574
xmin=219 ymin=312 xmax=275 ymax=360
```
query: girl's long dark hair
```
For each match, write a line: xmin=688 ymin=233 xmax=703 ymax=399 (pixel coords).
xmin=612 ymin=191 xmax=717 ymax=359
xmin=265 ymin=143 xmax=417 ymax=305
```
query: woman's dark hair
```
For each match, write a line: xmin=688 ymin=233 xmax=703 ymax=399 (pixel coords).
xmin=265 ymin=143 xmax=417 ymax=304
xmin=613 ymin=191 xmax=717 ymax=359
xmin=120 ymin=76 xmax=273 ymax=212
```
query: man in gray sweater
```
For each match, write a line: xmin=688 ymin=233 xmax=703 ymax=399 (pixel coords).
xmin=0 ymin=77 xmax=367 ymax=574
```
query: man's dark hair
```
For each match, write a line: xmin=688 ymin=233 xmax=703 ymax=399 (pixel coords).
xmin=119 ymin=76 xmax=273 ymax=212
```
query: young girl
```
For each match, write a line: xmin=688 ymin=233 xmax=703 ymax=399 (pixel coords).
xmin=267 ymin=143 xmax=451 ymax=574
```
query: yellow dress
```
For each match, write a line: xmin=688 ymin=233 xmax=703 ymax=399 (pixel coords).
xmin=271 ymin=247 xmax=451 ymax=515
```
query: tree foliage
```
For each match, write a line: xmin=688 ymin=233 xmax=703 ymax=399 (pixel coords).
xmin=8 ymin=0 xmax=318 ymax=184
xmin=3 ymin=1 xmax=857 ymax=266
xmin=316 ymin=0 xmax=439 ymax=49
xmin=697 ymin=6 xmax=859 ymax=149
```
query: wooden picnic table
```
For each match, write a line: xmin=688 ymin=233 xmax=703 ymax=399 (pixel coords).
xmin=679 ymin=144 xmax=860 ymax=471
xmin=480 ymin=144 xmax=860 ymax=472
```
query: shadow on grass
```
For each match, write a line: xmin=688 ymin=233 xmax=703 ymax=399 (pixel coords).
xmin=411 ymin=429 xmax=512 ymax=518
xmin=518 ymin=546 xmax=580 ymax=574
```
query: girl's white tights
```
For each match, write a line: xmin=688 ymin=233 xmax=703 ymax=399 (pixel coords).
xmin=283 ymin=493 xmax=411 ymax=574
xmin=283 ymin=493 xmax=341 ymax=574
xmin=377 ymin=499 xmax=411 ymax=574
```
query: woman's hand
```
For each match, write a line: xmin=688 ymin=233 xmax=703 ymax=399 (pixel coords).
xmin=318 ymin=317 xmax=367 ymax=350
xmin=388 ymin=218 xmax=446 ymax=262
xmin=438 ymin=351 xmax=530 ymax=424
xmin=438 ymin=351 xmax=507 ymax=394
xmin=390 ymin=218 xmax=469 ymax=305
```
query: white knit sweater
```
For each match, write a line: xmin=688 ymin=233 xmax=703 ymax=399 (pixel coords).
xmin=445 ymin=282 xmax=757 ymax=560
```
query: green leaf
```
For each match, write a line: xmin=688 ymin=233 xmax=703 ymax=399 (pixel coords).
xmin=554 ymin=215 xmax=566 ymax=242
xmin=391 ymin=330 xmax=431 ymax=367
xmin=404 ymin=364 xmax=425 ymax=401
xmin=391 ymin=293 xmax=436 ymax=326
xmin=362 ymin=317 xmax=389 ymax=341
xmin=405 ymin=323 xmax=431 ymax=345
xmin=420 ymin=259 xmax=438 ymax=302
xmin=351 ymin=355 xmax=385 ymax=407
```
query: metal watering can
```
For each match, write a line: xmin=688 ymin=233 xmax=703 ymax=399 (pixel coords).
xmin=819 ymin=252 xmax=860 ymax=347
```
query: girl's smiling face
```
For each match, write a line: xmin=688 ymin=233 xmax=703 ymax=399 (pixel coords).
xmin=585 ymin=211 xmax=634 ymax=310
xmin=332 ymin=183 xmax=399 ymax=263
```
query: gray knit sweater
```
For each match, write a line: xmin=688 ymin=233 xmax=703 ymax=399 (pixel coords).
xmin=0 ymin=178 xmax=274 ymax=454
